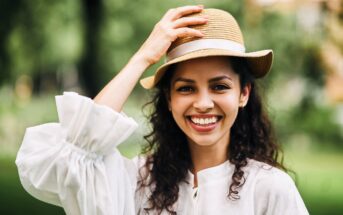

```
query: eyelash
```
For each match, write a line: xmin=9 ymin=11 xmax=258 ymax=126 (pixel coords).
xmin=176 ymin=84 xmax=230 ymax=93
xmin=211 ymin=84 xmax=230 ymax=91
xmin=176 ymin=86 xmax=194 ymax=92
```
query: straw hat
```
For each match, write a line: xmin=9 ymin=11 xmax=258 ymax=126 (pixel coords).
xmin=140 ymin=8 xmax=273 ymax=89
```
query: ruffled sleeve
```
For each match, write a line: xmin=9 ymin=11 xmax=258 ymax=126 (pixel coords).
xmin=15 ymin=92 xmax=139 ymax=215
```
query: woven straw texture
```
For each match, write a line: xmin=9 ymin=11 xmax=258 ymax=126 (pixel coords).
xmin=140 ymin=8 xmax=273 ymax=89
xmin=169 ymin=9 xmax=244 ymax=51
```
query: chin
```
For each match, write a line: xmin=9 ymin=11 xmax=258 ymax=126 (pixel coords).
xmin=188 ymin=136 xmax=221 ymax=147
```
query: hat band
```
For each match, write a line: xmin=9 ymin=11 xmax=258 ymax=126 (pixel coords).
xmin=166 ymin=39 xmax=246 ymax=62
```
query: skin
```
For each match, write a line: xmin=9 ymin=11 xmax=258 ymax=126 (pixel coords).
xmin=94 ymin=5 xmax=208 ymax=112
xmin=93 ymin=5 xmax=250 ymax=186
xmin=169 ymin=57 xmax=250 ymax=186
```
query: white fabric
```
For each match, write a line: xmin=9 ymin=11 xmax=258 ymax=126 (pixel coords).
xmin=166 ymin=39 xmax=246 ymax=62
xmin=16 ymin=92 xmax=309 ymax=215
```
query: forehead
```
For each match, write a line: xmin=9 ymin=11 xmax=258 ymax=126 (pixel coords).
xmin=171 ymin=56 xmax=238 ymax=81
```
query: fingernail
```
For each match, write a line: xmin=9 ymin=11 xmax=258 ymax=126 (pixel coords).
xmin=198 ymin=5 xmax=204 ymax=8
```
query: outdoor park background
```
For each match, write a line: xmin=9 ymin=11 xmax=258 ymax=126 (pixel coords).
xmin=0 ymin=0 xmax=342 ymax=214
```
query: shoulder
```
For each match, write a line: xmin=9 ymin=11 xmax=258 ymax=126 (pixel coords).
xmin=245 ymin=159 xmax=295 ymax=190
xmin=243 ymin=159 xmax=297 ymax=198
xmin=245 ymin=160 xmax=308 ymax=214
xmin=124 ymin=155 xmax=151 ymax=181
xmin=131 ymin=155 xmax=148 ymax=168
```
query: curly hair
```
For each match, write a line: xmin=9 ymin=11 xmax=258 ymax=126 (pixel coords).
xmin=139 ymin=57 xmax=287 ymax=214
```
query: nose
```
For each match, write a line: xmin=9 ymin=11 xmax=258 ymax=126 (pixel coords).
xmin=193 ymin=90 xmax=214 ymax=112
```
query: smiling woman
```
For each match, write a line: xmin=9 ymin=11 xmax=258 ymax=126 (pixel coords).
xmin=140 ymin=54 xmax=298 ymax=214
xmin=16 ymin=6 xmax=309 ymax=215
xmin=144 ymin=56 xmax=252 ymax=193
xmin=169 ymin=57 xmax=248 ymax=149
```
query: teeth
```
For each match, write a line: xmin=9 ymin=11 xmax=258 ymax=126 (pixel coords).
xmin=200 ymin=118 xmax=205 ymax=124
xmin=190 ymin=116 xmax=218 ymax=125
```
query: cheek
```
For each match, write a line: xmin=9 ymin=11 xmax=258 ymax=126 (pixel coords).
xmin=216 ymin=96 xmax=241 ymax=126
xmin=170 ymin=96 xmax=194 ymax=131
xmin=170 ymin=94 xmax=190 ymax=111
xmin=216 ymin=94 xmax=240 ymax=111
xmin=170 ymin=98 xmax=187 ymax=118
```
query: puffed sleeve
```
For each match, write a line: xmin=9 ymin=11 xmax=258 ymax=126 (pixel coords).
xmin=254 ymin=167 xmax=309 ymax=215
xmin=15 ymin=92 xmax=139 ymax=215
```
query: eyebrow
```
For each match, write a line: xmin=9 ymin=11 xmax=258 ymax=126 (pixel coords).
xmin=173 ymin=75 xmax=232 ymax=85
xmin=208 ymin=75 xmax=233 ymax=83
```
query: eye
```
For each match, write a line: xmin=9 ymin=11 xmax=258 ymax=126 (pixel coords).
xmin=176 ymin=86 xmax=194 ymax=93
xmin=211 ymin=84 xmax=230 ymax=91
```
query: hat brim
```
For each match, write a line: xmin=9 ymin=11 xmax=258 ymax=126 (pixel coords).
xmin=140 ymin=48 xmax=273 ymax=89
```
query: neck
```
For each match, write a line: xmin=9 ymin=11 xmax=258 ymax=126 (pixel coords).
xmin=188 ymin=139 xmax=229 ymax=187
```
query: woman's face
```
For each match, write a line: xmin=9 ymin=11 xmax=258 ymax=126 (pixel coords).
xmin=169 ymin=56 xmax=250 ymax=148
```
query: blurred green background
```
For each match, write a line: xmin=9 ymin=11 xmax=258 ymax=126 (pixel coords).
xmin=1 ymin=0 xmax=343 ymax=214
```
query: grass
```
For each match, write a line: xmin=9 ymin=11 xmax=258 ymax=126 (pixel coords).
xmin=0 ymin=156 xmax=64 ymax=215
xmin=284 ymin=147 xmax=343 ymax=215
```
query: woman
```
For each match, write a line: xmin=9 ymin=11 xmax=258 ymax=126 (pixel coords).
xmin=16 ymin=5 xmax=309 ymax=215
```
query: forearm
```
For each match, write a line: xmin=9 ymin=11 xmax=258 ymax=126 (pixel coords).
xmin=93 ymin=53 xmax=150 ymax=112
xmin=94 ymin=5 xmax=205 ymax=112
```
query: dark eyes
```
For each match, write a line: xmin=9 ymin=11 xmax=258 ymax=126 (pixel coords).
xmin=211 ymin=84 xmax=230 ymax=91
xmin=176 ymin=84 xmax=230 ymax=93
xmin=176 ymin=86 xmax=194 ymax=92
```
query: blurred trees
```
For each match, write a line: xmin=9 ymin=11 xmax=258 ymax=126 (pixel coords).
xmin=0 ymin=0 xmax=342 ymax=147
xmin=0 ymin=0 xmax=82 ymax=93
xmin=0 ymin=0 xmax=24 ymax=86
xmin=78 ymin=0 xmax=104 ymax=97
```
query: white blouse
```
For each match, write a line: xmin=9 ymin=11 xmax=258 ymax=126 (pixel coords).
xmin=16 ymin=92 xmax=309 ymax=215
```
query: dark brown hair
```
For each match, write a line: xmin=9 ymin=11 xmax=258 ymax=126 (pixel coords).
xmin=140 ymin=57 xmax=287 ymax=214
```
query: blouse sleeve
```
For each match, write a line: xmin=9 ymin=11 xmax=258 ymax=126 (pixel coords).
xmin=15 ymin=92 xmax=139 ymax=215
xmin=254 ymin=168 xmax=309 ymax=215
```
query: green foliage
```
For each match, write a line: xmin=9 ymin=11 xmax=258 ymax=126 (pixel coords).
xmin=277 ymin=96 xmax=343 ymax=147
xmin=0 ymin=1 xmax=342 ymax=214
xmin=4 ymin=0 xmax=82 ymax=82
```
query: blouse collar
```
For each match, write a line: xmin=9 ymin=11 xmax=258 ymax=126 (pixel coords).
xmin=186 ymin=160 xmax=234 ymax=187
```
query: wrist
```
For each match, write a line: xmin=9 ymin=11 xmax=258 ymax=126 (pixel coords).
xmin=130 ymin=52 xmax=154 ymax=70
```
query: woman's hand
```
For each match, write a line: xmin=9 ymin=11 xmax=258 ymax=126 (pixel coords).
xmin=135 ymin=5 xmax=208 ymax=66
xmin=94 ymin=5 xmax=207 ymax=112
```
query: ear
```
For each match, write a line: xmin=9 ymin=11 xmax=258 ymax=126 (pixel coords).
xmin=239 ymin=83 xmax=251 ymax=108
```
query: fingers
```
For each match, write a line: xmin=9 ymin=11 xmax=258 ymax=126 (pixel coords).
xmin=163 ymin=5 xmax=204 ymax=21
xmin=174 ymin=27 xmax=204 ymax=38
xmin=154 ymin=5 xmax=206 ymax=43
xmin=172 ymin=16 xmax=208 ymax=29
xmin=135 ymin=5 xmax=206 ymax=65
xmin=164 ymin=5 xmax=207 ymax=39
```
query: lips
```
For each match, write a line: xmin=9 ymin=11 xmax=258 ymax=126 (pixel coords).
xmin=187 ymin=115 xmax=222 ymax=132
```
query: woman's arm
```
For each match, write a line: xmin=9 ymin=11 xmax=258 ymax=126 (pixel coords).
xmin=16 ymin=6 xmax=207 ymax=215
xmin=93 ymin=5 xmax=207 ymax=112
xmin=16 ymin=93 xmax=139 ymax=215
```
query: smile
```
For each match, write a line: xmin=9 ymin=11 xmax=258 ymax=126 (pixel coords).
xmin=187 ymin=115 xmax=222 ymax=132
xmin=190 ymin=116 xmax=219 ymax=125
